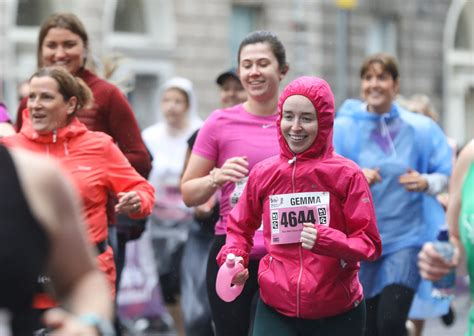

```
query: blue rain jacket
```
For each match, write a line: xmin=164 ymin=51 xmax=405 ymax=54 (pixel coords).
xmin=334 ymin=99 xmax=452 ymax=255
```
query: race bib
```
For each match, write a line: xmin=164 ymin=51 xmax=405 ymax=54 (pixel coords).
xmin=269 ymin=192 xmax=330 ymax=245
xmin=230 ymin=177 xmax=248 ymax=208
xmin=230 ymin=177 xmax=263 ymax=231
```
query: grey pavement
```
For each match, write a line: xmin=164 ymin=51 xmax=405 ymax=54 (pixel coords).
xmin=122 ymin=277 xmax=472 ymax=336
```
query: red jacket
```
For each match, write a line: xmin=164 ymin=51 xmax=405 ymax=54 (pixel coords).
xmin=16 ymin=69 xmax=151 ymax=178
xmin=3 ymin=117 xmax=155 ymax=296
xmin=217 ymin=77 xmax=381 ymax=319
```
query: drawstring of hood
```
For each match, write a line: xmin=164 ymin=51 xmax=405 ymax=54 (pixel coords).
xmin=380 ymin=114 xmax=398 ymax=157
xmin=20 ymin=117 xmax=87 ymax=157
xmin=356 ymin=102 xmax=399 ymax=158
xmin=63 ymin=141 xmax=70 ymax=156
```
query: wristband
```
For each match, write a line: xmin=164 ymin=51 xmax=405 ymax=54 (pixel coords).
xmin=77 ymin=313 xmax=115 ymax=336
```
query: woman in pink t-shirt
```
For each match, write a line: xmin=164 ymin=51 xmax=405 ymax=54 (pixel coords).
xmin=0 ymin=103 xmax=15 ymax=137
xmin=181 ymin=31 xmax=289 ymax=336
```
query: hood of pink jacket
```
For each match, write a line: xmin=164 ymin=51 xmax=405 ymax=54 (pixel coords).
xmin=277 ymin=76 xmax=335 ymax=161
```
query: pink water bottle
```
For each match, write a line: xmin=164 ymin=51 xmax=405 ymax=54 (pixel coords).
xmin=216 ymin=253 xmax=245 ymax=302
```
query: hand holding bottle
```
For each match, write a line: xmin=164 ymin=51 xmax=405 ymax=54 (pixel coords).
xmin=418 ymin=239 xmax=460 ymax=282
xmin=429 ymin=230 xmax=457 ymax=298
xmin=216 ymin=253 xmax=248 ymax=302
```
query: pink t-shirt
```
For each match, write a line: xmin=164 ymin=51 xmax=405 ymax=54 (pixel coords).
xmin=193 ymin=103 xmax=279 ymax=258
xmin=0 ymin=104 xmax=11 ymax=123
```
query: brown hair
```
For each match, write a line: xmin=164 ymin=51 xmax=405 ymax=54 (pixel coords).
xmin=30 ymin=67 xmax=93 ymax=118
xmin=37 ymin=12 xmax=89 ymax=69
xmin=164 ymin=87 xmax=189 ymax=108
xmin=237 ymin=31 xmax=288 ymax=73
xmin=360 ymin=53 xmax=399 ymax=81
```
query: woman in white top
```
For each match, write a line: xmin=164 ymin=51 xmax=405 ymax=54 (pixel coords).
xmin=141 ymin=77 xmax=201 ymax=336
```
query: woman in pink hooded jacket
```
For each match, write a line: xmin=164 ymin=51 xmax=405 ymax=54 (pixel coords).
xmin=217 ymin=76 xmax=382 ymax=335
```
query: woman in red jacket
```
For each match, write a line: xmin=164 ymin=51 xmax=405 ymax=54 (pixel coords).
xmin=217 ymin=76 xmax=382 ymax=335
xmin=3 ymin=67 xmax=154 ymax=315
xmin=15 ymin=13 xmax=152 ymax=307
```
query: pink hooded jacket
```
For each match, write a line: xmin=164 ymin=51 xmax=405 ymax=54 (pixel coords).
xmin=217 ymin=76 xmax=381 ymax=319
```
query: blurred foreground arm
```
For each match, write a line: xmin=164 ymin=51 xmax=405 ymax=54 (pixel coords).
xmin=418 ymin=141 xmax=474 ymax=281
xmin=11 ymin=148 xmax=113 ymax=335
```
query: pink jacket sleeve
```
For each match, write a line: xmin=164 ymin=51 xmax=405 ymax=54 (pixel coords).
xmin=216 ymin=170 xmax=262 ymax=267
xmin=312 ymin=170 xmax=382 ymax=262
xmin=0 ymin=103 xmax=11 ymax=123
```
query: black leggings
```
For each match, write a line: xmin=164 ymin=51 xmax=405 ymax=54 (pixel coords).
xmin=253 ymin=295 xmax=366 ymax=336
xmin=206 ymin=235 xmax=260 ymax=336
xmin=365 ymin=284 xmax=415 ymax=336
xmin=159 ymin=245 xmax=185 ymax=304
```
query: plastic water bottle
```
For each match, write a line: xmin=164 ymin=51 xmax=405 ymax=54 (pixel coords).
xmin=432 ymin=230 xmax=456 ymax=299
xmin=216 ymin=253 xmax=245 ymax=302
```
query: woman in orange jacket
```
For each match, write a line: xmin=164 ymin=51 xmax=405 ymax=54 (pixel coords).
xmin=2 ymin=66 xmax=154 ymax=318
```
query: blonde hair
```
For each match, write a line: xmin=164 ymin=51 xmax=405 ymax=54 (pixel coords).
xmin=408 ymin=94 xmax=438 ymax=121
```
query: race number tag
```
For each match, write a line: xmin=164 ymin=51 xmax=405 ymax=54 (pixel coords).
xmin=230 ymin=176 xmax=263 ymax=231
xmin=230 ymin=176 xmax=248 ymax=208
xmin=269 ymin=192 xmax=330 ymax=245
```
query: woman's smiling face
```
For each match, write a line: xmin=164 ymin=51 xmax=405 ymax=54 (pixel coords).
xmin=41 ymin=27 xmax=86 ymax=75
xmin=27 ymin=76 xmax=76 ymax=134
xmin=280 ymin=95 xmax=318 ymax=154
xmin=238 ymin=42 xmax=284 ymax=103
xmin=361 ymin=62 xmax=399 ymax=114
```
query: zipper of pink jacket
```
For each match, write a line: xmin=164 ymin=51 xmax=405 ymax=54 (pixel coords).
xmin=290 ymin=155 xmax=304 ymax=318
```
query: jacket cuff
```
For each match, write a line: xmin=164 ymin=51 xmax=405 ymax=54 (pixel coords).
xmin=422 ymin=173 xmax=449 ymax=195
xmin=216 ymin=247 xmax=249 ymax=267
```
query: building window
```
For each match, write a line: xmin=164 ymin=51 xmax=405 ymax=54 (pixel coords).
xmin=230 ymin=5 xmax=262 ymax=65
xmin=16 ymin=0 xmax=53 ymax=26
xmin=128 ymin=74 xmax=159 ymax=128
xmin=114 ymin=0 xmax=146 ymax=33
xmin=454 ymin=0 xmax=474 ymax=50
xmin=366 ymin=16 xmax=398 ymax=56
xmin=106 ymin=0 xmax=175 ymax=49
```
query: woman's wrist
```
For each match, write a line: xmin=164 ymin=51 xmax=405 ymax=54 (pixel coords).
xmin=77 ymin=313 xmax=115 ymax=335
xmin=209 ymin=168 xmax=221 ymax=188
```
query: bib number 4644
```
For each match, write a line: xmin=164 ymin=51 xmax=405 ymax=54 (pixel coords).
xmin=280 ymin=210 xmax=316 ymax=227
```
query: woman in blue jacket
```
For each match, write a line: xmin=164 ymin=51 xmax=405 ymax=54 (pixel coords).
xmin=333 ymin=53 xmax=452 ymax=336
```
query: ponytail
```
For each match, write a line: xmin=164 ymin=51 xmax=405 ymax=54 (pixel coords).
xmin=74 ymin=77 xmax=93 ymax=111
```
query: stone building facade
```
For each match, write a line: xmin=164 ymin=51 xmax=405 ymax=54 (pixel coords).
xmin=1 ymin=0 xmax=472 ymax=144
